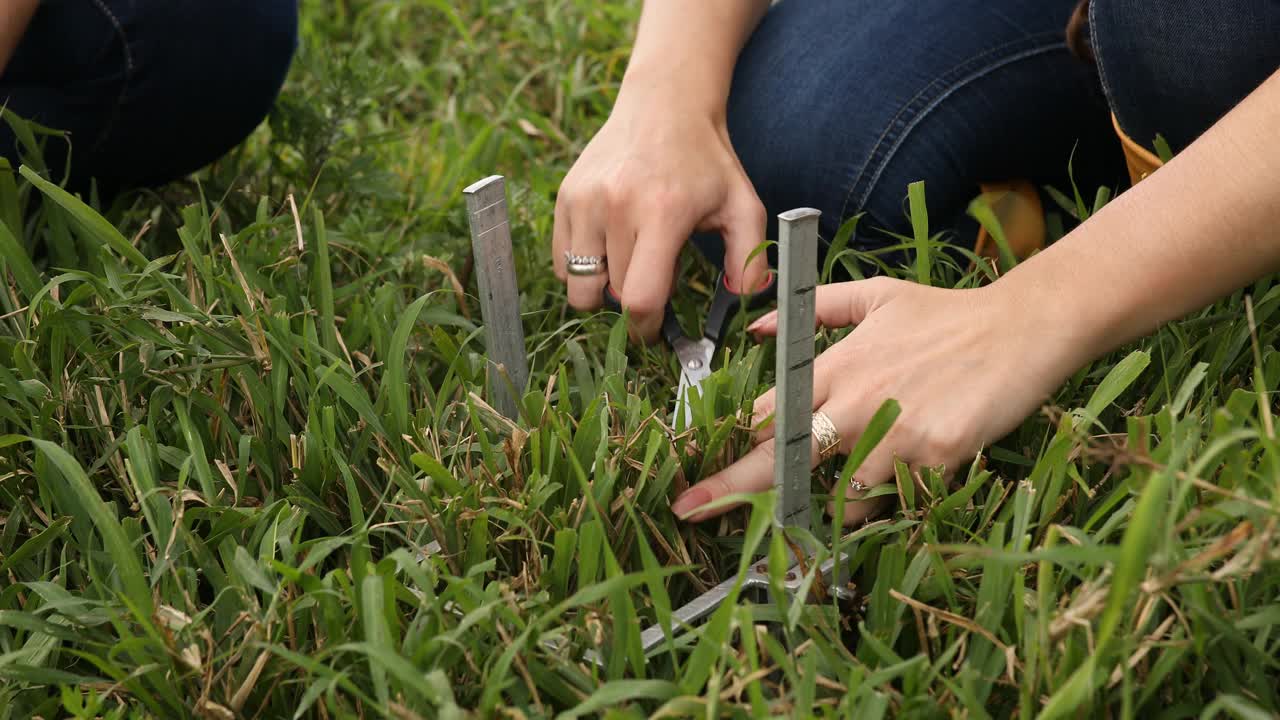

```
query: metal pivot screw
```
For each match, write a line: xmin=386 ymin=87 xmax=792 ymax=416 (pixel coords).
xmin=686 ymin=358 xmax=704 ymax=370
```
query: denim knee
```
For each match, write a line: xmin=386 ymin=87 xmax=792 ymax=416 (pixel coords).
xmin=101 ymin=0 xmax=299 ymax=188
xmin=1 ymin=0 xmax=299 ymax=193
xmin=1 ymin=0 xmax=298 ymax=193
xmin=716 ymin=0 xmax=1114 ymax=274
xmin=1090 ymin=0 xmax=1280 ymax=153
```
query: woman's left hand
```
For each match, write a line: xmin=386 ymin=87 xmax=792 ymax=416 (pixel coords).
xmin=669 ymin=275 xmax=1086 ymax=525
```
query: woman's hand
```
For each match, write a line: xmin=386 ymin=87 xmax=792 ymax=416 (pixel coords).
xmin=553 ymin=93 xmax=769 ymax=341
xmin=550 ymin=0 xmax=772 ymax=342
xmin=670 ymin=276 xmax=1089 ymax=525
xmin=667 ymin=68 xmax=1280 ymax=525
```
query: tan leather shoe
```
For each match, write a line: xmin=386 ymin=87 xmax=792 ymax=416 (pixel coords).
xmin=973 ymin=179 xmax=1046 ymax=269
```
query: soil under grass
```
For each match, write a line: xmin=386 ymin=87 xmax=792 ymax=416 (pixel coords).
xmin=1 ymin=2 xmax=1278 ymax=718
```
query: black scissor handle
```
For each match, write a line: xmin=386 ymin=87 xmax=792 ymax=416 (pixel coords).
xmin=602 ymin=283 xmax=622 ymax=313
xmin=702 ymin=271 xmax=776 ymax=347
xmin=603 ymin=284 xmax=685 ymax=348
xmin=603 ymin=270 xmax=777 ymax=348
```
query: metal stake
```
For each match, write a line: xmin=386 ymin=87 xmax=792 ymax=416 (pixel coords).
xmin=423 ymin=177 xmax=530 ymax=559
xmin=594 ymin=208 xmax=856 ymax=668
xmin=463 ymin=175 xmax=530 ymax=422
xmin=774 ymin=208 xmax=820 ymax=531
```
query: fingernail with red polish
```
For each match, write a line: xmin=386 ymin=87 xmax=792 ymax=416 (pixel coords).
xmin=671 ymin=487 xmax=712 ymax=520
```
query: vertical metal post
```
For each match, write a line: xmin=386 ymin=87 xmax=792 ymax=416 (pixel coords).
xmin=774 ymin=208 xmax=821 ymax=530
xmin=463 ymin=176 xmax=529 ymax=421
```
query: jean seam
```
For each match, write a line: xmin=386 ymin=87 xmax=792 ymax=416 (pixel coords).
xmin=1088 ymin=0 xmax=1118 ymax=121
xmin=87 ymin=0 xmax=134 ymax=155
xmin=837 ymin=34 xmax=1071 ymax=234
xmin=1087 ymin=0 xmax=1138 ymax=147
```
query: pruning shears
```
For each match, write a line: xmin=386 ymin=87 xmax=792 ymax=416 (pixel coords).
xmin=603 ymin=269 xmax=777 ymax=429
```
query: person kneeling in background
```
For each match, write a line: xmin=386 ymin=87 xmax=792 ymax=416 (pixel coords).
xmin=0 ymin=0 xmax=298 ymax=198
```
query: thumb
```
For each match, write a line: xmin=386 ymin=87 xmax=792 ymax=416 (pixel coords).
xmin=745 ymin=276 xmax=899 ymax=336
xmin=719 ymin=193 xmax=770 ymax=294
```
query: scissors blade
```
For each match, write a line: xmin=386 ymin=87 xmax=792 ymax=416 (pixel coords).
xmin=671 ymin=337 xmax=714 ymax=430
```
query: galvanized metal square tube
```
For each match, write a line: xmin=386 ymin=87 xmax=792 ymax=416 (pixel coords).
xmin=463 ymin=176 xmax=530 ymax=421
xmin=774 ymin=208 xmax=821 ymax=529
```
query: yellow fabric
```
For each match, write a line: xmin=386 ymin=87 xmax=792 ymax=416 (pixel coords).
xmin=970 ymin=112 xmax=1165 ymax=269
xmin=1112 ymin=112 xmax=1165 ymax=185
xmin=973 ymin=179 xmax=1046 ymax=267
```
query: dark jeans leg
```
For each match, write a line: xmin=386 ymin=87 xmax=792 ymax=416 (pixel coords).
xmin=697 ymin=0 xmax=1122 ymax=270
xmin=1 ymin=0 xmax=299 ymax=196
xmin=1090 ymin=0 xmax=1280 ymax=155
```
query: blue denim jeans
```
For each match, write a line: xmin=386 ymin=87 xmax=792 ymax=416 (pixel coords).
xmin=698 ymin=0 xmax=1280 ymax=268
xmin=1 ymin=0 xmax=298 ymax=195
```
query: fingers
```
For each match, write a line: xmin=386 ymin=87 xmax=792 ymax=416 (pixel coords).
xmin=746 ymin=310 xmax=779 ymax=338
xmin=605 ymin=207 xmax=637 ymax=304
xmin=751 ymin=345 xmax=836 ymax=445
xmin=839 ymin=494 xmax=896 ymax=526
xmin=812 ymin=277 xmax=893 ymax=328
xmin=672 ymin=397 xmax=854 ymax=523
xmin=750 ymin=389 xmax=776 ymax=438
xmin=719 ymin=192 xmax=769 ymax=294
xmin=675 ymin=336 xmax=909 ymax=526
xmin=558 ymin=181 xmax=686 ymax=340
xmin=745 ymin=276 xmax=900 ymax=337
xmin=552 ymin=194 xmax=570 ymax=283
xmin=670 ymin=438 xmax=775 ymax=522
xmin=620 ymin=219 xmax=684 ymax=342
xmin=565 ymin=203 xmax=609 ymax=311
xmin=671 ymin=418 xmax=901 ymax=526
xmin=830 ymin=443 xmax=898 ymax=526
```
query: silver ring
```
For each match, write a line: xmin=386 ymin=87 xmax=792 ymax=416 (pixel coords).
xmin=812 ymin=411 xmax=841 ymax=463
xmin=565 ymin=252 xmax=607 ymax=276
xmin=849 ymin=478 xmax=867 ymax=494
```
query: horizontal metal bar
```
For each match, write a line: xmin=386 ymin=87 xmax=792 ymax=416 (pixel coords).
xmin=585 ymin=550 xmax=852 ymax=667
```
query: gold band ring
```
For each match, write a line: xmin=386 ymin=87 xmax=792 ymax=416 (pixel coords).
xmin=811 ymin=411 xmax=841 ymax=463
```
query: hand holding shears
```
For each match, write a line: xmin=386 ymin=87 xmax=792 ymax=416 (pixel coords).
xmin=603 ymin=270 xmax=776 ymax=429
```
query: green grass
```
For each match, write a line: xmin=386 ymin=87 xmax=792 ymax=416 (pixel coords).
xmin=1 ymin=1 xmax=1279 ymax=717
